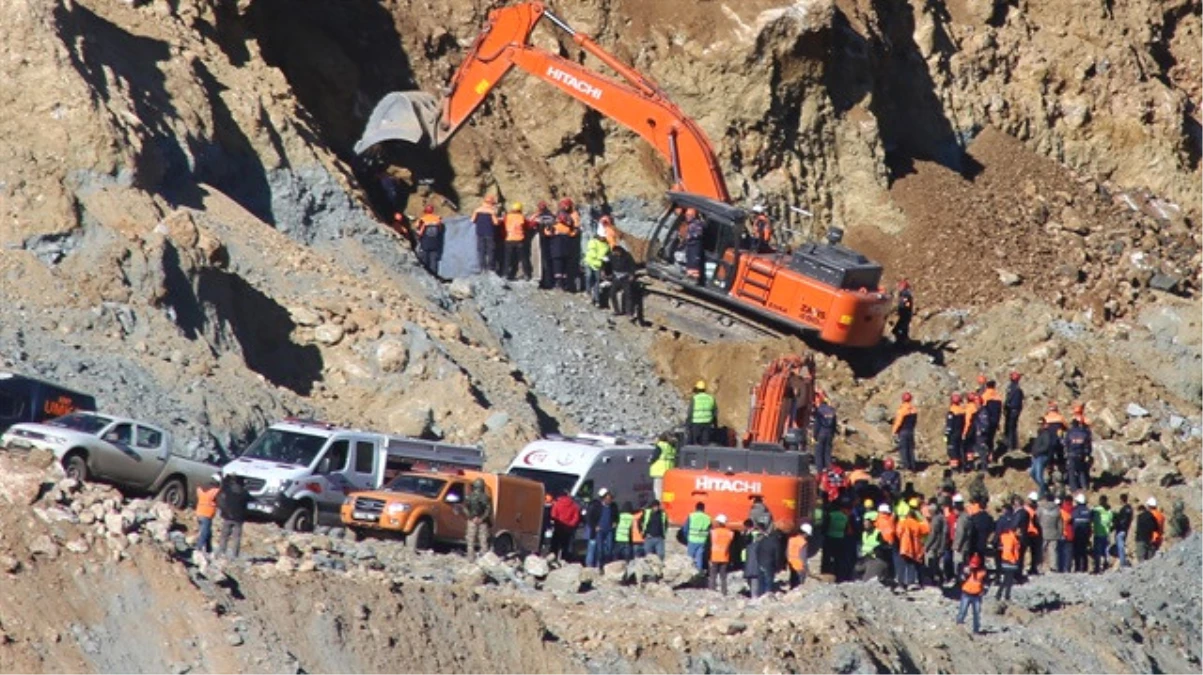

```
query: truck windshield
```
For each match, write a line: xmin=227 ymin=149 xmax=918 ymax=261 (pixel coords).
xmin=386 ymin=475 xmax=447 ymax=498
xmin=240 ymin=428 xmax=327 ymax=467
xmin=507 ymin=468 xmax=579 ymax=499
xmin=46 ymin=412 xmax=114 ymax=435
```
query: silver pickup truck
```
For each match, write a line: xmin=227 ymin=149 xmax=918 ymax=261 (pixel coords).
xmin=0 ymin=411 xmax=220 ymax=508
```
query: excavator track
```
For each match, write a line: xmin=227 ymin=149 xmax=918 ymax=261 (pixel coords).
xmin=640 ymin=279 xmax=789 ymax=343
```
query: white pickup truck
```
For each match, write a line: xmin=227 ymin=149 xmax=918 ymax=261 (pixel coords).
xmin=221 ymin=419 xmax=485 ymax=531
xmin=0 ymin=411 xmax=220 ymax=508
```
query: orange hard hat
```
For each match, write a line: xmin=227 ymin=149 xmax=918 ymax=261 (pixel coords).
xmin=1073 ymin=402 xmax=1084 ymax=414
xmin=950 ymin=393 xmax=962 ymax=404
xmin=1010 ymin=371 xmax=1021 ymax=381
xmin=976 ymin=374 xmax=987 ymax=385
xmin=901 ymin=392 xmax=912 ymax=402
xmin=423 ymin=204 xmax=434 ymax=214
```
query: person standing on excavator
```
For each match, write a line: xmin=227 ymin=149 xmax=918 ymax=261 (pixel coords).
xmin=812 ymin=392 xmax=838 ymax=472
xmin=684 ymin=208 xmax=706 ymax=284
xmin=749 ymin=204 xmax=772 ymax=252
xmin=532 ymin=201 xmax=557 ymax=289
xmin=472 ymin=195 xmax=501 ymax=274
xmin=892 ymin=392 xmax=919 ymax=471
xmin=503 ymin=202 xmax=532 ymax=281
xmin=892 ymin=279 xmax=914 ymax=345
xmin=649 ymin=434 xmax=677 ymax=501
xmin=686 ymin=381 xmax=718 ymax=446
xmin=415 ymin=205 xmax=445 ymax=276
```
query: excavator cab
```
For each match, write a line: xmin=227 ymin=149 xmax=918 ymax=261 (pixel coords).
xmin=646 ymin=191 xmax=746 ymax=293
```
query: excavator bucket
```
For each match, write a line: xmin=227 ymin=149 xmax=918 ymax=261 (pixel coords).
xmin=354 ymin=91 xmax=443 ymax=153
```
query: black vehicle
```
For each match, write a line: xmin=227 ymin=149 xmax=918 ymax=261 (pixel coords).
xmin=0 ymin=373 xmax=96 ymax=433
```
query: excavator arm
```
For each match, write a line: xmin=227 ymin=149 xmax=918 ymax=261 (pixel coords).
xmin=356 ymin=2 xmax=730 ymax=202
xmin=743 ymin=354 xmax=816 ymax=448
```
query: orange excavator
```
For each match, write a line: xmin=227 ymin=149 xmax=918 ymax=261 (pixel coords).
xmin=661 ymin=354 xmax=818 ymax=533
xmin=356 ymin=2 xmax=892 ymax=348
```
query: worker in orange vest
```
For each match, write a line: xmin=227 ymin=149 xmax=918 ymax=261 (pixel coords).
xmin=599 ymin=206 xmax=621 ymax=249
xmin=981 ymin=380 xmax=1003 ymax=456
xmin=1148 ymin=497 xmax=1166 ymax=555
xmin=708 ymin=514 xmax=735 ymax=596
xmin=956 ymin=553 xmax=988 ymax=634
xmin=996 ymin=526 xmax=1022 ymax=601
xmin=892 ymin=392 xmax=919 ymax=471
xmin=503 ymin=202 xmax=532 ymax=281
xmin=195 ymin=474 xmax=220 ymax=554
xmin=962 ymin=393 xmax=980 ymax=469
xmin=472 ymin=195 xmax=501 ymax=274
xmin=787 ymin=523 xmax=811 ymax=588
xmin=630 ymin=502 xmax=646 ymax=559
xmin=415 ymin=205 xmax=445 ymax=275
xmin=897 ymin=499 xmax=930 ymax=590
xmin=749 ymin=204 xmax=772 ymax=252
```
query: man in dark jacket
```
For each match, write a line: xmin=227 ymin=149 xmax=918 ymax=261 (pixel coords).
xmin=1003 ymin=371 xmax=1024 ymax=451
xmin=1113 ymin=493 xmax=1133 ymax=568
xmin=756 ymin=522 xmax=781 ymax=598
xmin=216 ymin=475 xmax=249 ymax=560
xmin=1037 ymin=493 xmax=1063 ymax=574
xmin=1070 ymin=493 xmax=1092 ymax=572
xmin=585 ymin=488 xmax=618 ymax=568
xmin=924 ymin=497 xmax=948 ymax=585
xmin=1133 ymin=503 xmax=1157 ymax=562
xmin=967 ymin=501 xmax=995 ymax=560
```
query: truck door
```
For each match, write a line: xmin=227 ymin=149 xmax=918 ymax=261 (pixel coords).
xmin=315 ymin=440 xmax=351 ymax=513
xmin=440 ymin=480 xmax=468 ymax=542
xmin=349 ymin=440 xmax=378 ymax=492
xmin=96 ymin=422 xmax=144 ymax=482
xmin=127 ymin=425 xmax=170 ymax=488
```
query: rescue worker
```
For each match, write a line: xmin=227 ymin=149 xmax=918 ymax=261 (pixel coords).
xmin=955 ymin=553 xmax=988 ymax=635
xmin=1169 ymin=499 xmax=1191 ymax=540
xmin=1004 ymin=371 xmax=1024 ymax=451
xmin=892 ymin=279 xmax=914 ymax=345
xmin=640 ymin=500 xmax=669 ymax=560
xmin=749 ymin=496 xmax=771 ymax=529
xmin=1113 ymin=493 xmax=1133 ymax=568
xmin=533 ymin=201 xmax=557 ymax=289
xmin=742 ymin=521 xmax=765 ymax=597
xmin=892 ymin=392 xmax=919 ymax=471
xmin=648 ymin=434 xmax=677 ymax=501
xmin=952 ymin=494 xmax=972 ymax=570
xmin=787 ymin=523 xmax=811 ymax=588
xmin=686 ymin=381 xmax=718 ymax=446
xmin=1148 ymin=497 xmax=1166 ymax=557
xmin=1030 ymin=421 xmax=1058 ymax=495
xmin=859 ymin=511 xmax=888 ymax=582
xmin=1091 ymin=495 xmax=1113 ymax=573
xmin=962 ymin=393 xmax=981 ymax=471
xmin=549 ymin=488 xmax=581 ymax=562
xmin=756 ymin=520 xmax=781 ymax=596
xmin=749 ymin=204 xmax=772 ymax=252
xmin=414 ymin=205 xmax=445 ymax=275
xmin=924 ymin=496 xmax=948 ymax=586
xmin=967 ymin=473 xmax=990 ymax=514
xmin=630 ymin=502 xmax=646 ymax=558
xmin=897 ymin=502 xmax=930 ymax=590
xmin=822 ymin=499 xmax=850 ymax=579
xmin=996 ymin=524 xmax=1021 ymax=601
xmin=1021 ymin=492 xmax=1042 ymax=575
xmin=606 ymin=242 xmax=639 ymax=319
xmin=945 ymin=393 xmax=967 ymax=472
xmin=464 ymin=478 xmax=493 ymax=562
xmin=1064 ymin=418 xmax=1093 ymax=492
xmin=965 ymin=497 xmax=995 ymax=563
xmin=708 ymin=514 xmax=734 ymax=595
xmin=1056 ymin=495 xmax=1074 ymax=572
xmin=614 ymin=501 xmax=636 ymax=561
xmin=685 ymin=502 xmax=712 ymax=571
xmin=472 ymin=195 xmax=500 ymax=274
xmin=879 ymin=457 xmax=902 ymax=500
xmin=216 ymin=474 xmax=249 ymax=560
xmin=1133 ymin=501 xmax=1156 ymax=561
xmin=875 ymin=503 xmax=898 ymax=584
xmin=683 ymin=207 xmax=705 ymax=284
xmin=587 ymin=488 xmax=618 ymax=568
xmin=1038 ymin=492 xmax=1063 ymax=574
xmin=972 ymin=401 xmax=992 ymax=471
xmin=1072 ymin=401 xmax=1091 ymax=428
xmin=599 ymin=207 xmax=621 ymax=249
xmin=194 ymin=474 xmax=220 ymax=555
xmin=583 ymin=229 xmax=611 ymax=306
xmin=812 ymin=393 xmax=838 ymax=472
xmin=551 ymin=198 xmax=579 ymax=290
xmin=981 ymin=379 xmax=1003 ymax=456
xmin=1070 ymin=493 xmax=1092 ymax=572
xmin=503 ymin=202 xmax=531 ymax=280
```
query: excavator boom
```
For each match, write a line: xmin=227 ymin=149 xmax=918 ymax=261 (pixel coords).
xmin=356 ymin=2 xmax=729 ymax=202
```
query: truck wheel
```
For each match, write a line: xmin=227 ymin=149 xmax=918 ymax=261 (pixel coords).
xmin=64 ymin=453 xmax=89 ymax=482
xmin=285 ymin=504 xmax=315 ymax=533
xmin=157 ymin=478 xmax=187 ymax=509
xmin=406 ymin=519 xmax=432 ymax=551
xmin=492 ymin=532 xmax=515 ymax=557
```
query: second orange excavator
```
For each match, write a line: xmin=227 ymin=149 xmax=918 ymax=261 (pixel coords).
xmin=357 ymin=2 xmax=892 ymax=348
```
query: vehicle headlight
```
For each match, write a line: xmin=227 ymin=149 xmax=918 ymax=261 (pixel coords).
xmin=44 ymin=435 xmax=68 ymax=445
xmin=386 ymin=503 xmax=412 ymax=515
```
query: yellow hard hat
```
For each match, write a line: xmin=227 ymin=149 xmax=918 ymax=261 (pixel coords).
xmin=694 ymin=380 xmax=707 ymax=391
xmin=863 ymin=499 xmax=874 ymax=509
xmin=511 ymin=202 xmax=523 ymax=212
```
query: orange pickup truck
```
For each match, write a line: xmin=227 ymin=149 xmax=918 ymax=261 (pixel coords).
xmin=340 ymin=470 xmax=544 ymax=555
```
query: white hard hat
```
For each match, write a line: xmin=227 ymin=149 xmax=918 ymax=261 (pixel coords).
xmin=752 ymin=204 xmax=766 ymax=214
xmin=877 ymin=504 xmax=891 ymax=513
xmin=1075 ymin=493 xmax=1086 ymax=505
xmin=1027 ymin=491 xmax=1039 ymax=502
xmin=597 ymin=487 xmax=609 ymax=498
xmin=800 ymin=523 xmax=813 ymax=535
xmin=715 ymin=514 xmax=728 ymax=525
xmin=597 ymin=223 xmax=607 ymax=238
xmin=1146 ymin=497 xmax=1157 ymax=507
xmin=952 ymin=494 xmax=964 ymax=504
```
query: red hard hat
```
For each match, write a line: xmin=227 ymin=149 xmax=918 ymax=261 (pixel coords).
xmin=883 ymin=457 xmax=895 ymax=470
xmin=1047 ymin=401 xmax=1059 ymax=411
xmin=538 ymin=200 xmax=548 ymax=210
xmin=898 ymin=279 xmax=910 ymax=290
xmin=976 ymin=374 xmax=987 ymax=385
xmin=1010 ymin=371 xmax=1021 ymax=381
xmin=901 ymin=392 xmax=912 ymax=402
xmin=970 ymin=392 xmax=981 ymax=403
xmin=423 ymin=205 xmax=434 ymax=214
xmin=969 ymin=553 xmax=983 ymax=568
xmin=951 ymin=393 xmax=962 ymax=404
xmin=1073 ymin=402 xmax=1085 ymax=414
xmin=392 ymin=212 xmax=403 ymax=222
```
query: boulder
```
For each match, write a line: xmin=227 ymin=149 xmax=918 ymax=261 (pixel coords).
xmin=1123 ymin=418 xmax=1154 ymax=444
xmin=602 ymin=560 xmax=630 ymax=583
xmin=288 ymin=306 xmax=323 ymax=327
xmin=662 ymin=554 xmax=702 ymax=588
xmin=484 ymin=412 xmax=510 ymax=432
xmin=448 ymin=278 xmax=475 ymax=300
xmin=1092 ymin=441 xmax=1141 ymax=476
xmin=375 ymin=340 xmax=409 ymax=373
xmin=628 ymin=555 xmax=664 ymax=585
xmin=997 ymin=269 xmax=1022 ymax=286
xmin=714 ymin=618 xmax=747 ymax=636
xmin=1126 ymin=403 xmax=1150 ymax=418
xmin=314 ymin=323 xmax=345 ymax=345
xmin=29 ymin=535 xmax=59 ymax=559
xmin=543 ymin=563 xmax=588 ymax=594
xmin=522 ymin=554 xmax=550 ymax=579
xmin=104 ymin=512 xmax=132 ymax=536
